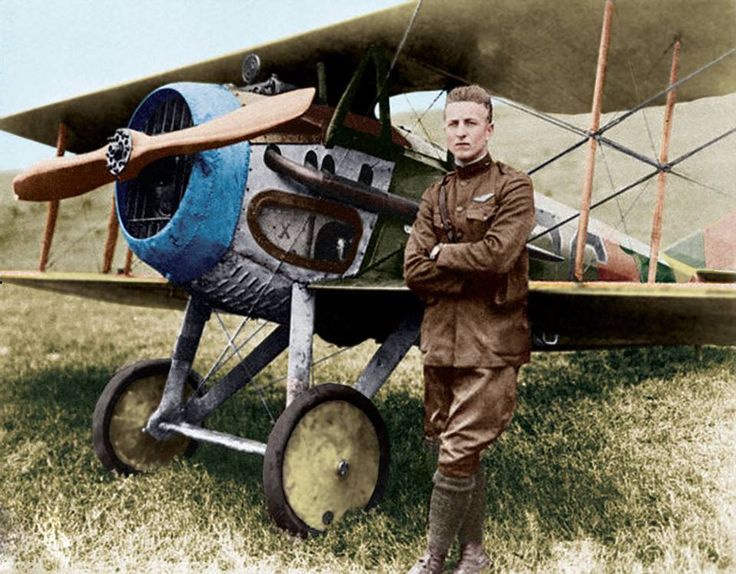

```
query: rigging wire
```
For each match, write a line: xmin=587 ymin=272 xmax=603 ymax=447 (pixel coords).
xmin=249 ymin=343 xmax=355 ymax=395
xmin=669 ymin=169 xmax=733 ymax=198
xmin=212 ymin=312 xmax=276 ymax=425
xmin=401 ymin=92 xmax=438 ymax=147
xmin=46 ymin=196 xmax=102 ymax=270
xmin=597 ymin=142 xmax=632 ymax=241
xmin=528 ymin=121 xmax=735 ymax=243
xmin=417 ymin=89 xmax=446 ymax=125
xmin=528 ymin=169 xmax=659 ymax=242
xmin=376 ymin=0 xmax=425 ymax=106
xmin=339 ymin=0 xmax=424 ymax=176
xmin=599 ymin=47 xmax=736 ymax=134
xmin=608 ymin=1 xmax=673 ymax=157
xmin=413 ymin=46 xmax=736 ymax=181
xmin=199 ymin=316 xmax=267 ymax=386
xmin=668 ymin=125 xmax=736 ymax=167
xmin=625 ymin=58 xmax=659 ymax=158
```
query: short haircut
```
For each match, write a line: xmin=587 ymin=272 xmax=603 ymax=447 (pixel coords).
xmin=445 ymin=85 xmax=493 ymax=123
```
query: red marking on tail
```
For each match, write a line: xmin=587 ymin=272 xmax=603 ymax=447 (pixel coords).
xmin=705 ymin=211 xmax=736 ymax=270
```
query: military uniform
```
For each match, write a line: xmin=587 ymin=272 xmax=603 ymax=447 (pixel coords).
xmin=404 ymin=153 xmax=535 ymax=478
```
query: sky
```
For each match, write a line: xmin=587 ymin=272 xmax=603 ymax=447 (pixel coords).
xmin=0 ymin=0 xmax=421 ymax=170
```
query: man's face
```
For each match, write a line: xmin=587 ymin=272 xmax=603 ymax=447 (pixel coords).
xmin=444 ymin=101 xmax=493 ymax=164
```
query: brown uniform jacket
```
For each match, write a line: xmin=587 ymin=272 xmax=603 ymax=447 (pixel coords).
xmin=403 ymin=154 xmax=535 ymax=367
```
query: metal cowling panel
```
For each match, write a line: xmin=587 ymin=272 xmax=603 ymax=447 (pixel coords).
xmin=116 ymin=82 xmax=249 ymax=284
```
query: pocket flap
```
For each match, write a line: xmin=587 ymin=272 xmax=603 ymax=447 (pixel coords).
xmin=466 ymin=203 xmax=498 ymax=221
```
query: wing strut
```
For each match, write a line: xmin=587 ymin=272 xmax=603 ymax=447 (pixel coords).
xmin=574 ymin=0 xmax=614 ymax=281
xmin=38 ymin=122 xmax=67 ymax=272
xmin=647 ymin=39 xmax=681 ymax=282
xmin=102 ymin=195 xmax=120 ymax=274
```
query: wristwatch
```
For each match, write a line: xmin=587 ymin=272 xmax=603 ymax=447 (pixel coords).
xmin=429 ymin=243 xmax=444 ymax=261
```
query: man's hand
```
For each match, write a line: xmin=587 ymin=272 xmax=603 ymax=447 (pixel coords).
xmin=429 ymin=243 xmax=444 ymax=261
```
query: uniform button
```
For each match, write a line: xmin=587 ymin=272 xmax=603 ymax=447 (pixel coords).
xmin=456 ymin=205 xmax=465 ymax=213
xmin=460 ymin=181 xmax=467 ymax=187
xmin=456 ymin=231 xmax=464 ymax=239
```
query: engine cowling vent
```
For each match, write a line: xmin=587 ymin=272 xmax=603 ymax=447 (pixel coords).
xmin=123 ymin=93 xmax=194 ymax=239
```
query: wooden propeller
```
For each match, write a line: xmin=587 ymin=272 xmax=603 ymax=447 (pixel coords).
xmin=13 ymin=87 xmax=316 ymax=202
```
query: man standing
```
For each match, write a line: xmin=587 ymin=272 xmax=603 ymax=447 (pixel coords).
xmin=403 ymin=85 xmax=535 ymax=574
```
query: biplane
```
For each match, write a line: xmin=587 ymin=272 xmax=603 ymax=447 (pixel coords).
xmin=1 ymin=0 xmax=735 ymax=537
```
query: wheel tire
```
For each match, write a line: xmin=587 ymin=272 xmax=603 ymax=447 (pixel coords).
xmin=263 ymin=383 xmax=390 ymax=536
xmin=92 ymin=358 xmax=202 ymax=475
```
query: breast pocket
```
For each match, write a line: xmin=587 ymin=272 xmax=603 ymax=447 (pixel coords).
xmin=465 ymin=202 xmax=499 ymax=240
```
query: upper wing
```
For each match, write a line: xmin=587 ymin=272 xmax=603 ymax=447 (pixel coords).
xmin=0 ymin=270 xmax=188 ymax=311
xmin=2 ymin=0 xmax=734 ymax=153
xmin=310 ymin=279 xmax=736 ymax=349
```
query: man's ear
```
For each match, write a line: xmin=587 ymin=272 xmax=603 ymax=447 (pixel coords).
xmin=486 ymin=123 xmax=494 ymax=142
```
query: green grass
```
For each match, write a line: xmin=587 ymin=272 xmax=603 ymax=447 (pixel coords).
xmin=0 ymin=285 xmax=734 ymax=573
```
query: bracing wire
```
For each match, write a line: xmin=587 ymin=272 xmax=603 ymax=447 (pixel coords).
xmin=339 ymin=0 xmax=424 ymax=175
xmin=376 ymin=0 xmax=425 ymax=105
xmin=411 ymin=45 xmax=736 ymax=182
xmin=401 ymin=92 xmax=438 ymax=146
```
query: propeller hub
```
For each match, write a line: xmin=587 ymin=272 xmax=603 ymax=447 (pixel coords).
xmin=106 ymin=128 xmax=133 ymax=177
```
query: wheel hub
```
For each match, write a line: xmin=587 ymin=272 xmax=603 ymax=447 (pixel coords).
xmin=336 ymin=459 xmax=350 ymax=479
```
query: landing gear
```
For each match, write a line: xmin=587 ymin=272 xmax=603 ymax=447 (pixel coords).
xmin=263 ymin=383 xmax=390 ymax=536
xmin=92 ymin=359 xmax=201 ymax=474
xmin=89 ymin=290 xmax=415 ymax=536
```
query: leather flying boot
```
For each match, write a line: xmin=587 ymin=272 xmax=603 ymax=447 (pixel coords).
xmin=452 ymin=541 xmax=491 ymax=574
xmin=407 ymin=471 xmax=476 ymax=573
xmin=453 ymin=469 xmax=491 ymax=573
xmin=406 ymin=546 xmax=447 ymax=574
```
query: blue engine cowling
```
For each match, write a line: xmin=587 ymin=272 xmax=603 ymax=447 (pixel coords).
xmin=115 ymin=82 xmax=250 ymax=285
xmin=115 ymin=82 xmax=392 ymax=325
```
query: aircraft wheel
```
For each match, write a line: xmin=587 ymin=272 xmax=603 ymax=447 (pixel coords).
xmin=263 ymin=383 xmax=390 ymax=536
xmin=92 ymin=358 xmax=202 ymax=475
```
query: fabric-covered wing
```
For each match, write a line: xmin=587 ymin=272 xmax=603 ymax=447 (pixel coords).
xmin=0 ymin=271 xmax=188 ymax=311
xmin=2 ymin=0 xmax=734 ymax=153
xmin=310 ymin=280 xmax=736 ymax=349
xmin=528 ymin=281 xmax=736 ymax=349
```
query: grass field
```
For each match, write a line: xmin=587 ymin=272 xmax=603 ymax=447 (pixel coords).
xmin=0 ymin=285 xmax=734 ymax=573
xmin=1 ymin=93 xmax=735 ymax=572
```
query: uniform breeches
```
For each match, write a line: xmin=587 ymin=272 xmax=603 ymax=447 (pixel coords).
xmin=424 ymin=365 xmax=517 ymax=477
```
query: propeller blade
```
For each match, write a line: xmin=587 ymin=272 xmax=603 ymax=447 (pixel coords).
xmin=12 ymin=148 xmax=112 ymax=202
xmin=13 ymin=87 xmax=316 ymax=202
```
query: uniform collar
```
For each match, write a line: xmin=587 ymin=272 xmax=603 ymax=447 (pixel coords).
xmin=455 ymin=153 xmax=493 ymax=179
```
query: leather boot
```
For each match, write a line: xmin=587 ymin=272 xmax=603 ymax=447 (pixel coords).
xmin=453 ymin=469 xmax=490 ymax=573
xmin=452 ymin=541 xmax=491 ymax=574
xmin=407 ymin=471 xmax=475 ymax=573
xmin=406 ymin=546 xmax=447 ymax=574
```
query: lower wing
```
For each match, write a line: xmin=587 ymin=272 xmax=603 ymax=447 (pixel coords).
xmin=3 ymin=271 xmax=734 ymax=349
xmin=0 ymin=270 xmax=187 ymax=311
xmin=311 ymin=279 xmax=736 ymax=349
